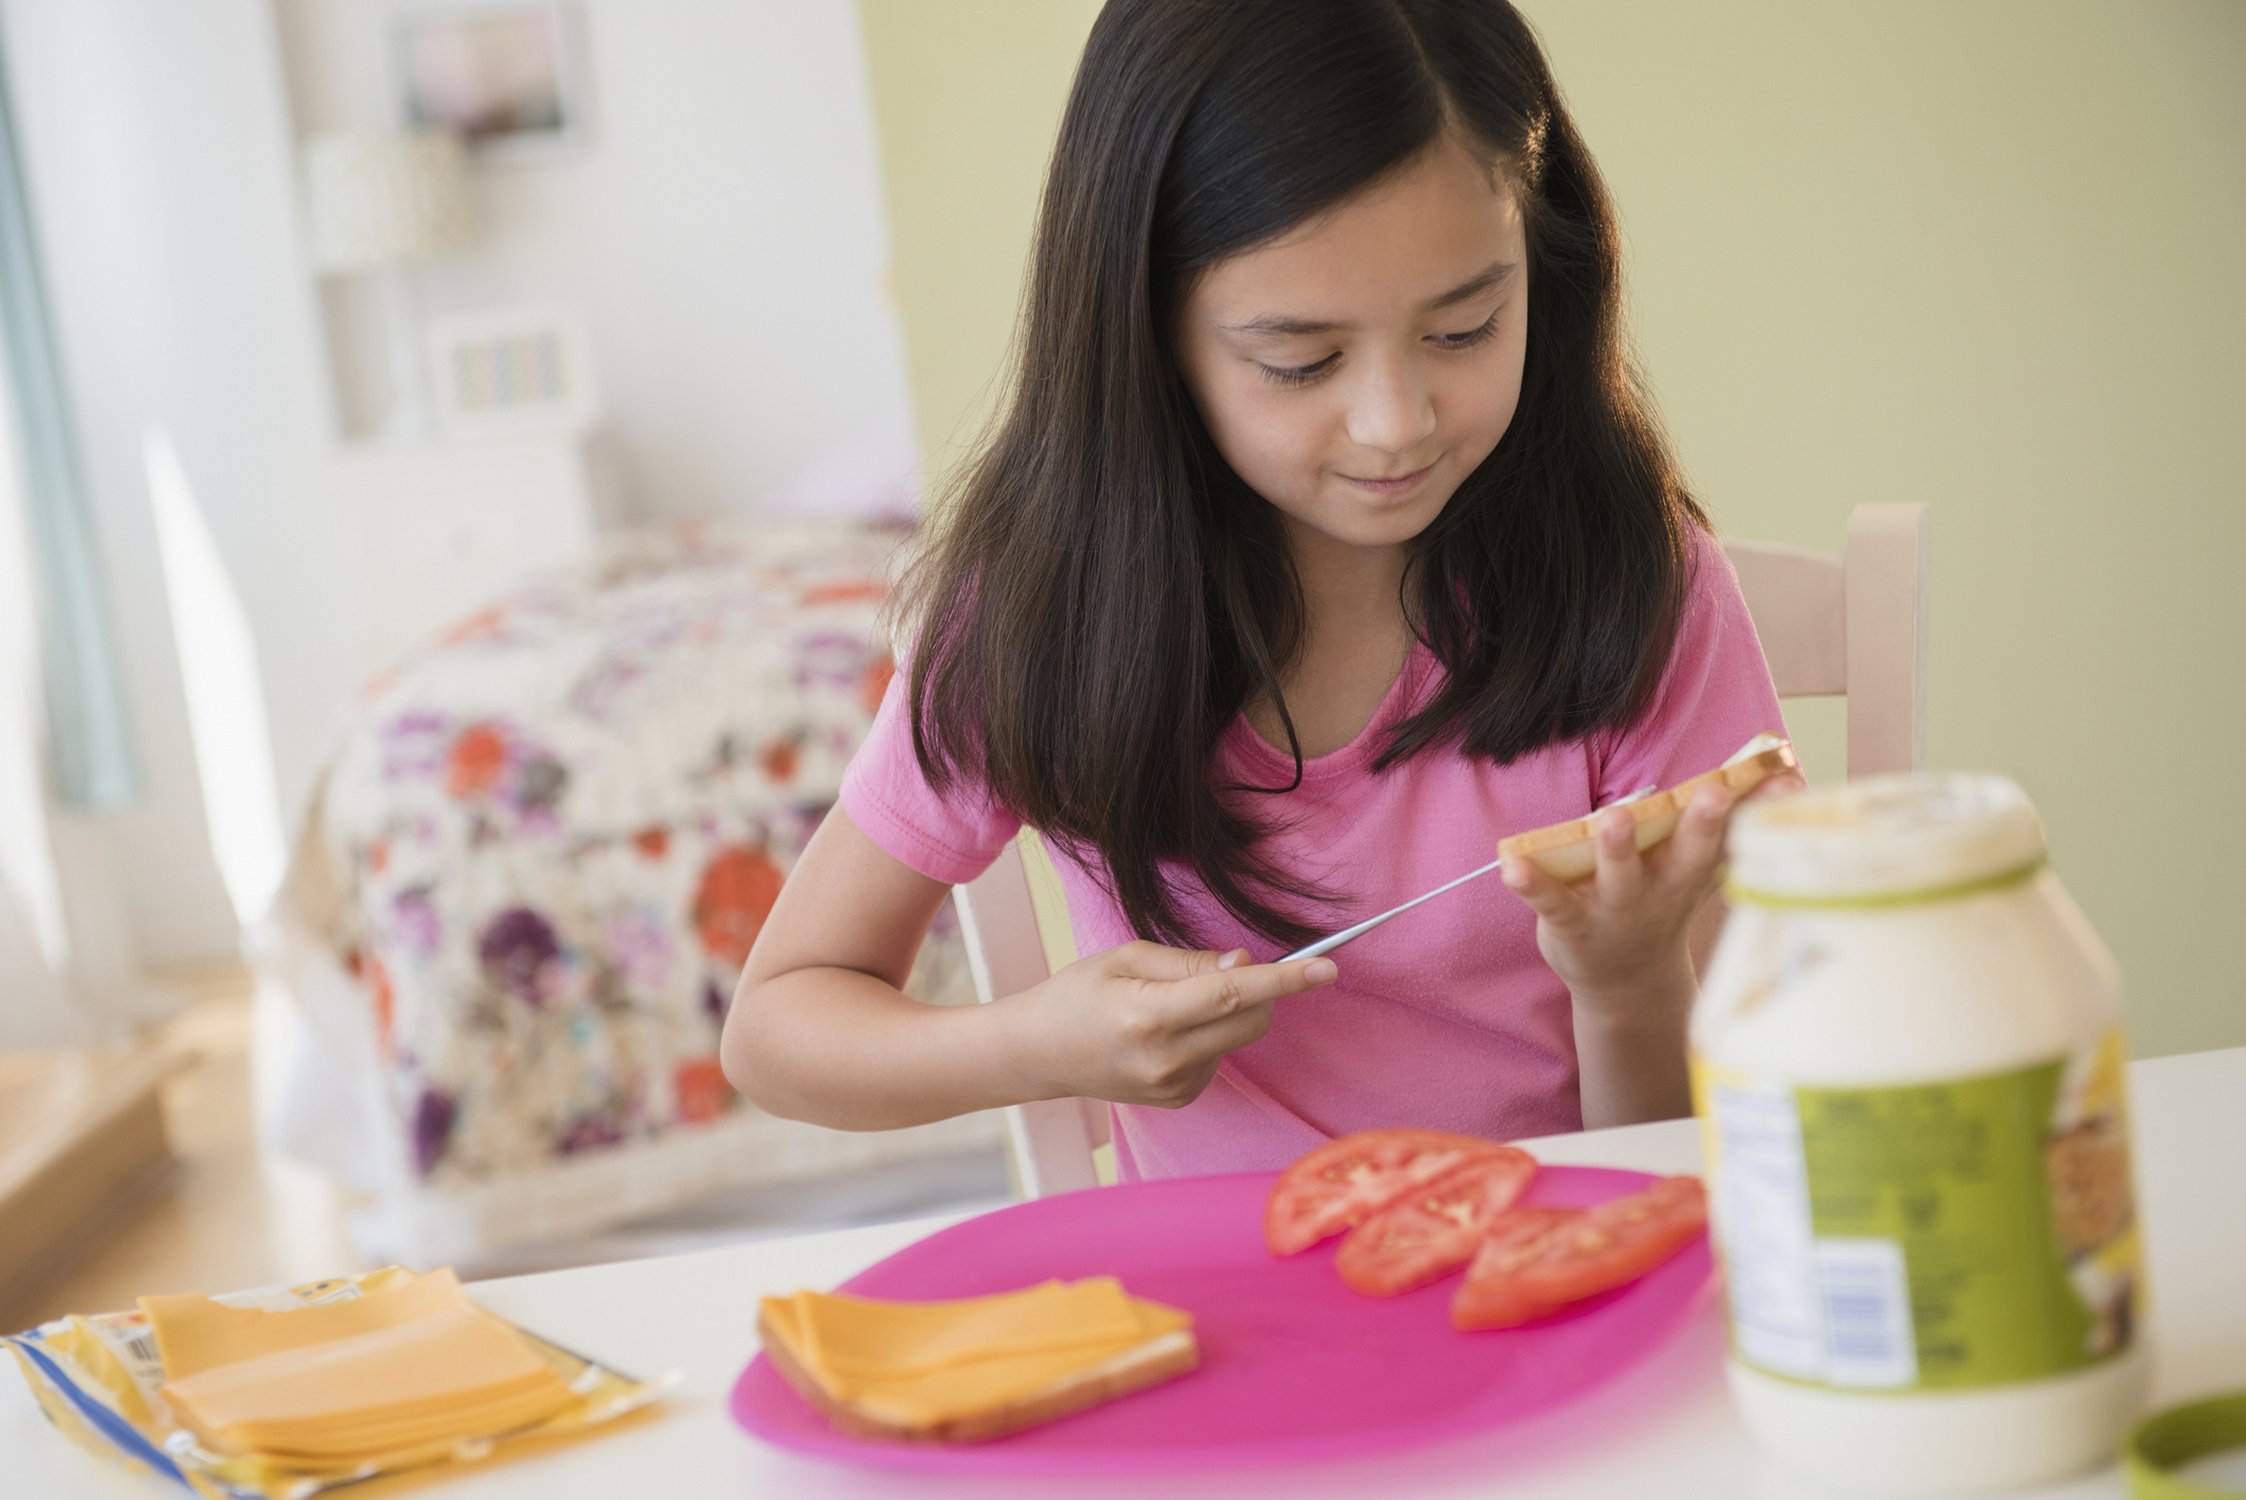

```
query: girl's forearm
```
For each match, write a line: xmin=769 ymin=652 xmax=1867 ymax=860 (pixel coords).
xmin=1570 ymin=962 xmax=1696 ymax=1129
xmin=721 ymin=968 xmax=1056 ymax=1132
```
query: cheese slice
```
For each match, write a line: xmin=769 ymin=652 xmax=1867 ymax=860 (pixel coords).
xmin=199 ymin=1383 xmax=576 ymax=1460
xmin=195 ymin=1382 xmax=575 ymax=1461
xmin=760 ymin=1278 xmax=1193 ymax=1428
xmin=142 ymin=1269 xmax=469 ymax=1382
xmin=790 ymin=1278 xmax=1150 ymax=1378
xmin=147 ymin=1271 xmax=575 ymax=1459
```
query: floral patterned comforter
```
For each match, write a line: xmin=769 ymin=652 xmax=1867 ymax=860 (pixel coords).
xmin=270 ymin=518 xmax=993 ymax=1258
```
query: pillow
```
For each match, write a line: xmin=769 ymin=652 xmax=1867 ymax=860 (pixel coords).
xmin=761 ymin=418 xmax=921 ymax=522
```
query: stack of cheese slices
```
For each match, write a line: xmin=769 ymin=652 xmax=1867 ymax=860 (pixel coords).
xmin=758 ymin=1277 xmax=1196 ymax=1442
xmin=143 ymin=1269 xmax=575 ymax=1461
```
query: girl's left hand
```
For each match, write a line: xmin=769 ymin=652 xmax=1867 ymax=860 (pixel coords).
xmin=1501 ymin=775 xmax=1803 ymax=1014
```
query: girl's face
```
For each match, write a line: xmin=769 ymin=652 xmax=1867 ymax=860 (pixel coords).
xmin=1176 ymin=135 xmax=1528 ymax=558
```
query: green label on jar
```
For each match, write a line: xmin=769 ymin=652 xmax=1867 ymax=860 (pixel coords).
xmin=1692 ymin=1031 xmax=2140 ymax=1392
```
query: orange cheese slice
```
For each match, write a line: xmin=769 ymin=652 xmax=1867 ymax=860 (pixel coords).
xmin=141 ymin=1269 xmax=469 ymax=1381
xmin=759 ymin=1277 xmax=1192 ymax=1428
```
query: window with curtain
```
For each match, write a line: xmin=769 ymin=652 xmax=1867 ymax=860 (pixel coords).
xmin=0 ymin=21 xmax=135 ymax=819
xmin=0 ymin=337 xmax=64 ymax=991
xmin=0 ymin=21 xmax=134 ymax=1026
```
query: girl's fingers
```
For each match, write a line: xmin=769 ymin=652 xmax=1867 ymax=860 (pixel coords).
xmin=1170 ymin=956 xmax=1337 ymax=1027
xmin=1502 ymin=852 xmax=1584 ymax=929
xmin=1592 ymin=807 xmax=1647 ymax=908
xmin=1114 ymin=941 xmax=1248 ymax=982
xmin=1181 ymin=992 xmax=1279 ymax=1056
xmin=1662 ymin=784 xmax=1734 ymax=891
xmin=1746 ymin=769 xmax=1808 ymax=803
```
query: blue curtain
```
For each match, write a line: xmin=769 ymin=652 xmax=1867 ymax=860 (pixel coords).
xmin=0 ymin=26 xmax=135 ymax=810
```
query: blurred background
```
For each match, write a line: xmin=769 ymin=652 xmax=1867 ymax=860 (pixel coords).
xmin=0 ymin=0 xmax=2238 ymax=1327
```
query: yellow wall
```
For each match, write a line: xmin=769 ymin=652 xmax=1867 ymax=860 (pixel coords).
xmin=855 ymin=1 xmax=2246 ymax=1058
xmin=856 ymin=0 xmax=1105 ymax=480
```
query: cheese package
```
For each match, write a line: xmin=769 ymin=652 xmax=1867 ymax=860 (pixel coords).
xmin=758 ymin=1277 xmax=1197 ymax=1442
xmin=5 ymin=1266 xmax=666 ymax=1498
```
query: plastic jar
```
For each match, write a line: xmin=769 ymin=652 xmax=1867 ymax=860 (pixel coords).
xmin=1692 ymin=773 xmax=2149 ymax=1493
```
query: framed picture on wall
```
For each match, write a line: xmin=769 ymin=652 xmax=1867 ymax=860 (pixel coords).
xmin=393 ymin=1 xmax=591 ymax=161
xmin=426 ymin=305 xmax=601 ymax=433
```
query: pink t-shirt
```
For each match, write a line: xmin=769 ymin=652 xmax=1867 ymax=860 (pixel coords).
xmin=839 ymin=529 xmax=1787 ymax=1179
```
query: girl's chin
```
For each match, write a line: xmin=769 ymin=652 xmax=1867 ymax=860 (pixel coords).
xmin=1309 ymin=485 xmax=1455 ymax=548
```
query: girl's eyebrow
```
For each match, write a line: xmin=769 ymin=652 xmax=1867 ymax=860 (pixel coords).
xmin=1223 ymin=261 xmax=1518 ymax=337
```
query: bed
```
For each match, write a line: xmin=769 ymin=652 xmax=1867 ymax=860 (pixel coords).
xmin=258 ymin=516 xmax=1005 ymax=1269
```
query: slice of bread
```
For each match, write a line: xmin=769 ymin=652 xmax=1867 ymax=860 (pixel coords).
xmin=1498 ymin=735 xmax=1799 ymax=883
xmin=756 ymin=1305 xmax=1199 ymax=1444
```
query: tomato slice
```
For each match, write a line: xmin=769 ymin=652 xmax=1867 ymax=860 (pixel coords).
xmin=1264 ymin=1130 xmax=1522 ymax=1256
xmin=1332 ymin=1149 xmax=1541 ymax=1296
xmin=1450 ymin=1175 xmax=1708 ymax=1330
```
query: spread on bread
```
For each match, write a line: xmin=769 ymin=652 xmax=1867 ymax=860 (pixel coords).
xmin=1498 ymin=732 xmax=1799 ymax=882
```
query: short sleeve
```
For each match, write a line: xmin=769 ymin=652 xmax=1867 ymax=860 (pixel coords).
xmin=1594 ymin=528 xmax=1791 ymax=803
xmin=838 ymin=663 xmax=1024 ymax=886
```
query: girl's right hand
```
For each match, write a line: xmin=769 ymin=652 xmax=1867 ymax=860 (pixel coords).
xmin=1012 ymin=941 xmax=1340 ymax=1109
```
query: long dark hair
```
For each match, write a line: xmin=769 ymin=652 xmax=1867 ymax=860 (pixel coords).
xmin=900 ymin=0 xmax=1705 ymax=949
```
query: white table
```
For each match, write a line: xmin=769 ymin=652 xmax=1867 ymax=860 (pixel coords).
xmin=12 ymin=1049 xmax=2243 ymax=1498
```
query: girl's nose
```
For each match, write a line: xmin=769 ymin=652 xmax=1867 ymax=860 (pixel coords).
xmin=1343 ymin=355 xmax=1437 ymax=457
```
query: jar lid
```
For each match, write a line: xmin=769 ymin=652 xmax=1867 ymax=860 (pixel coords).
xmin=2126 ymin=1390 xmax=2246 ymax=1499
xmin=1728 ymin=772 xmax=2048 ymax=906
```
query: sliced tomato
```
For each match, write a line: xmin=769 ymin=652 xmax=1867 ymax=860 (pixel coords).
xmin=1333 ymin=1149 xmax=1541 ymax=1296
xmin=1450 ymin=1175 xmax=1708 ymax=1330
xmin=1264 ymin=1130 xmax=1522 ymax=1256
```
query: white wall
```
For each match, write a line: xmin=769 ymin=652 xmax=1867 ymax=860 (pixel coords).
xmin=276 ymin=0 xmax=916 ymax=519
xmin=1 ymin=0 xmax=338 ymax=974
xmin=3 ymin=0 xmax=912 ymax=972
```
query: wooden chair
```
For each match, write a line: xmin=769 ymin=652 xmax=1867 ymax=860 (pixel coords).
xmin=954 ymin=502 xmax=1929 ymax=1197
xmin=1725 ymin=502 xmax=1928 ymax=778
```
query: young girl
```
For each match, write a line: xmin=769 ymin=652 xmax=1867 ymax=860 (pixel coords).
xmin=722 ymin=0 xmax=1794 ymax=1179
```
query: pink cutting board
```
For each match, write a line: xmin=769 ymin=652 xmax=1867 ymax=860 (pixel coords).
xmin=729 ymin=1166 xmax=1712 ymax=1475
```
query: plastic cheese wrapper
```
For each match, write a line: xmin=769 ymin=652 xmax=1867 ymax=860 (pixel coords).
xmin=4 ymin=1265 xmax=669 ymax=1499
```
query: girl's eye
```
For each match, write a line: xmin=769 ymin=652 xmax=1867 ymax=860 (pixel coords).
xmin=1429 ymin=308 xmax=1502 ymax=351
xmin=1256 ymin=352 xmax=1340 ymax=388
xmin=1253 ymin=307 xmax=1500 ymax=388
